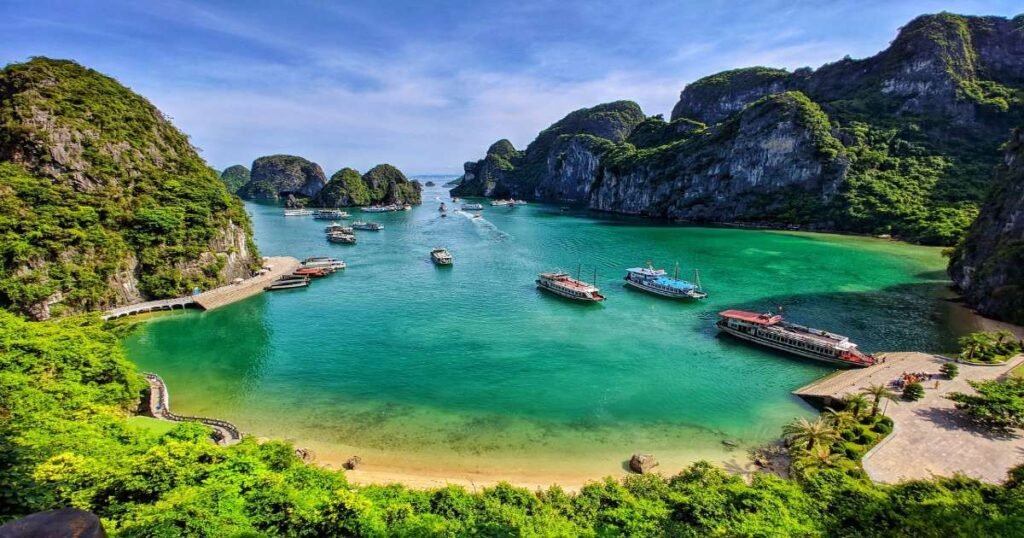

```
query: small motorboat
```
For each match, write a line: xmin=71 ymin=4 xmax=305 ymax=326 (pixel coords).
xmin=461 ymin=203 xmax=483 ymax=210
xmin=431 ymin=248 xmax=454 ymax=265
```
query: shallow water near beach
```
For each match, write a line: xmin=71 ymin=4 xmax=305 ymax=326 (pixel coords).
xmin=124 ymin=184 xmax=965 ymax=482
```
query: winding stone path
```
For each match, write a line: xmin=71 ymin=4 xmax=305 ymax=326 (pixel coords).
xmin=143 ymin=372 xmax=242 ymax=445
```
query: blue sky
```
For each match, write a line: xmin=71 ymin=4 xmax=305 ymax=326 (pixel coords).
xmin=1 ymin=1 xmax=1021 ymax=174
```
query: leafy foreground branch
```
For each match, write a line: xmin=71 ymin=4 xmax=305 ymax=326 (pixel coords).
xmin=1 ymin=312 xmax=1023 ymax=537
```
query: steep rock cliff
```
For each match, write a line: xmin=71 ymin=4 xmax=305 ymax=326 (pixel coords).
xmin=595 ymin=92 xmax=846 ymax=222
xmin=238 ymin=155 xmax=327 ymax=199
xmin=0 ymin=58 xmax=258 ymax=319
xmin=219 ymin=164 xmax=250 ymax=194
xmin=949 ymin=128 xmax=1024 ymax=324
xmin=312 ymin=164 xmax=421 ymax=207
xmin=456 ymin=12 xmax=1024 ymax=245
xmin=453 ymin=101 xmax=644 ymax=201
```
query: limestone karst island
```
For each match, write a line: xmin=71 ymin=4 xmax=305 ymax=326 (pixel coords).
xmin=3 ymin=2 xmax=1024 ymax=536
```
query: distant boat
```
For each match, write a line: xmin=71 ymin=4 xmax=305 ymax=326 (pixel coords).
xmin=490 ymin=199 xmax=511 ymax=207
xmin=439 ymin=202 xmax=448 ymax=212
xmin=716 ymin=310 xmax=875 ymax=368
xmin=324 ymin=223 xmax=353 ymax=234
xmin=425 ymin=181 xmax=436 ymax=187
xmin=511 ymin=199 xmax=528 ymax=206
xmin=403 ymin=204 xmax=412 ymax=211
xmin=461 ymin=203 xmax=483 ymax=210
xmin=361 ymin=204 xmax=397 ymax=213
xmin=624 ymin=262 xmax=708 ymax=300
xmin=327 ymin=232 xmax=357 ymax=244
xmin=283 ymin=208 xmax=313 ymax=217
xmin=452 ymin=197 xmax=461 ymax=203
xmin=301 ymin=257 xmax=346 ymax=270
xmin=536 ymin=271 xmax=605 ymax=302
xmin=313 ymin=209 xmax=349 ymax=220
xmin=431 ymin=247 xmax=454 ymax=265
xmin=352 ymin=221 xmax=384 ymax=231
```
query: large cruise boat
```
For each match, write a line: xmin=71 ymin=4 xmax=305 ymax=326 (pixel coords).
xmin=352 ymin=221 xmax=384 ymax=231
xmin=300 ymin=257 xmax=346 ymax=270
xmin=624 ymin=263 xmax=707 ymax=300
xmin=716 ymin=310 xmax=875 ymax=367
xmin=313 ymin=209 xmax=349 ymax=220
xmin=283 ymin=208 xmax=313 ymax=217
xmin=536 ymin=272 xmax=606 ymax=302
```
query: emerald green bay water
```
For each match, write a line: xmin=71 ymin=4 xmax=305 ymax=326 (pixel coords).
xmin=124 ymin=185 xmax=962 ymax=481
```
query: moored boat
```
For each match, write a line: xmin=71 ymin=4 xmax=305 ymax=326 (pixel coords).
xmin=301 ymin=257 xmax=346 ymax=270
xmin=536 ymin=271 xmax=605 ymax=302
xmin=313 ymin=209 xmax=349 ymax=219
xmin=624 ymin=263 xmax=707 ymax=299
xmin=431 ymin=247 xmax=453 ymax=265
xmin=361 ymin=204 xmax=399 ymax=213
xmin=266 ymin=275 xmax=309 ymax=290
xmin=324 ymin=223 xmax=353 ymax=234
xmin=293 ymin=267 xmax=331 ymax=277
xmin=490 ymin=199 xmax=511 ymax=206
xmin=461 ymin=203 xmax=483 ymax=210
xmin=352 ymin=221 xmax=384 ymax=231
xmin=283 ymin=208 xmax=313 ymax=217
xmin=715 ymin=310 xmax=875 ymax=367
xmin=327 ymin=232 xmax=357 ymax=244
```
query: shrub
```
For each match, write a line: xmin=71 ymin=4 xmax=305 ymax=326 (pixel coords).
xmin=940 ymin=362 xmax=959 ymax=379
xmin=872 ymin=422 xmax=892 ymax=434
xmin=903 ymin=382 xmax=926 ymax=402
xmin=841 ymin=430 xmax=857 ymax=442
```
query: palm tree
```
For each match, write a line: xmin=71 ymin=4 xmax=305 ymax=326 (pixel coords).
xmin=860 ymin=384 xmax=900 ymax=417
xmin=783 ymin=417 xmax=839 ymax=451
xmin=823 ymin=406 xmax=856 ymax=432
xmin=841 ymin=393 xmax=869 ymax=418
xmin=795 ymin=444 xmax=844 ymax=473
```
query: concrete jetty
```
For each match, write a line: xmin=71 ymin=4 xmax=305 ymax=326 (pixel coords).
xmin=103 ymin=256 xmax=300 ymax=319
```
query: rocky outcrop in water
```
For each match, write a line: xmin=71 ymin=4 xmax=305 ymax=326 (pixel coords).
xmin=0 ymin=58 xmax=258 ymax=319
xmin=454 ymin=13 xmax=1024 ymax=245
xmin=219 ymin=164 xmax=250 ymax=194
xmin=311 ymin=164 xmax=421 ymax=207
xmin=238 ymin=155 xmax=328 ymax=199
xmin=949 ymin=128 xmax=1024 ymax=324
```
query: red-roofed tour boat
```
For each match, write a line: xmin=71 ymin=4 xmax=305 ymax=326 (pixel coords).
xmin=716 ymin=310 xmax=875 ymax=367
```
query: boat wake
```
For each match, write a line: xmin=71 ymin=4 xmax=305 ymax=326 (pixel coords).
xmin=455 ymin=210 xmax=510 ymax=241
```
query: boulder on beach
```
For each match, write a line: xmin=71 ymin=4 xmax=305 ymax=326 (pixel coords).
xmin=0 ymin=509 xmax=106 ymax=537
xmin=295 ymin=447 xmax=316 ymax=463
xmin=343 ymin=455 xmax=362 ymax=470
xmin=629 ymin=453 xmax=658 ymax=474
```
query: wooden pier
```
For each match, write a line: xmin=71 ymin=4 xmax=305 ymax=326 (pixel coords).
xmin=103 ymin=256 xmax=300 ymax=319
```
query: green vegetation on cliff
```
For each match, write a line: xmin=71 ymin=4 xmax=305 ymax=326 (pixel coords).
xmin=219 ymin=165 xmax=250 ymax=194
xmin=0 ymin=58 xmax=257 ymax=319
xmin=2 ymin=312 xmax=1023 ymax=536
xmin=312 ymin=164 xmax=421 ymax=208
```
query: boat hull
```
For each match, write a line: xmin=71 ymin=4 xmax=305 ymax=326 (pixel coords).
xmin=624 ymin=279 xmax=707 ymax=299
xmin=716 ymin=322 xmax=869 ymax=368
xmin=535 ymin=279 xmax=604 ymax=302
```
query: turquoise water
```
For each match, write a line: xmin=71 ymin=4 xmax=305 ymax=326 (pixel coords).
xmin=124 ymin=185 xmax=962 ymax=480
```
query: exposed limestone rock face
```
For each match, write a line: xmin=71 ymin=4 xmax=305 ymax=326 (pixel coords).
xmin=949 ymin=128 xmax=1024 ymax=324
xmin=0 ymin=58 xmax=258 ymax=319
xmin=454 ymin=13 xmax=1024 ymax=245
xmin=238 ymin=155 xmax=328 ymax=199
xmin=593 ymin=92 xmax=847 ymax=224
xmin=311 ymin=164 xmax=422 ymax=207
xmin=453 ymin=101 xmax=644 ymax=201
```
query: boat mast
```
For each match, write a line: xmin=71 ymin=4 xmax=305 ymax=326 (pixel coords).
xmin=577 ymin=263 xmax=581 ymax=281
xmin=593 ymin=266 xmax=598 ymax=286
xmin=694 ymin=269 xmax=702 ymax=290
xmin=674 ymin=261 xmax=680 ymax=280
